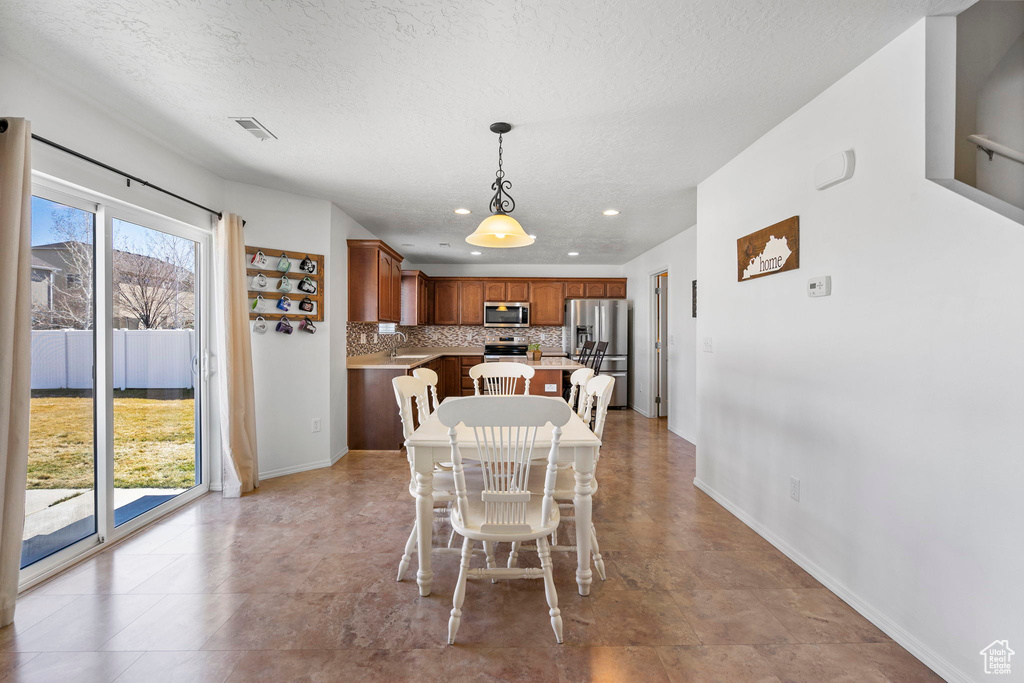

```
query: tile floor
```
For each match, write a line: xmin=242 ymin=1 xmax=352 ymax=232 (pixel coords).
xmin=1 ymin=411 xmax=942 ymax=682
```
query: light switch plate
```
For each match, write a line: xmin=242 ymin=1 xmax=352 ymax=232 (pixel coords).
xmin=703 ymin=337 xmax=713 ymax=353
xmin=545 ymin=384 xmax=557 ymax=392
xmin=808 ymin=276 xmax=831 ymax=297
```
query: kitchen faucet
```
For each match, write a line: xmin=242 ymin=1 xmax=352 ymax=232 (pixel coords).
xmin=389 ymin=330 xmax=408 ymax=360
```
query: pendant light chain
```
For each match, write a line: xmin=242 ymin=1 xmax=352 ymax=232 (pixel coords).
xmin=489 ymin=131 xmax=515 ymax=214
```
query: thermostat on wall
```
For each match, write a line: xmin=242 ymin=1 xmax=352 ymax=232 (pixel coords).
xmin=814 ymin=150 xmax=855 ymax=190
xmin=807 ymin=276 xmax=831 ymax=297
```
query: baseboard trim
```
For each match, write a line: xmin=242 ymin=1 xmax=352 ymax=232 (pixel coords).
xmin=631 ymin=405 xmax=653 ymax=418
xmin=330 ymin=448 xmax=349 ymax=465
xmin=692 ymin=477 xmax=970 ymax=683
xmin=259 ymin=458 xmax=334 ymax=481
xmin=666 ymin=424 xmax=695 ymax=445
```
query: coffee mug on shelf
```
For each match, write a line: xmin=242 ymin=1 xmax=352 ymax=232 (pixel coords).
xmin=277 ymin=253 xmax=291 ymax=272
xmin=300 ymin=255 xmax=315 ymax=273
xmin=276 ymin=317 xmax=293 ymax=334
xmin=252 ymin=315 xmax=268 ymax=334
xmin=278 ymin=276 xmax=292 ymax=293
xmin=251 ymin=294 xmax=265 ymax=312
xmin=250 ymin=250 xmax=268 ymax=268
xmin=297 ymin=276 xmax=317 ymax=294
xmin=277 ymin=296 xmax=292 ymax=311
xmin=300 ymin=317 xmax=317 ymax=334
xmin=298 ymin=296 xmax=314 ymax=313
xmin=251 ymin=273 xmax=268 ymax=290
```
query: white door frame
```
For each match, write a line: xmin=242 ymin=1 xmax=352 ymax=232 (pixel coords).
xmin=645 ymin=267 xmax=669 ymax=418
xmin=20 ymin=174 xmax=214 ymax=590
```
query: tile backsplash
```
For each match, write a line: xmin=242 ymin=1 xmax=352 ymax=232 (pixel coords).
xmin=346 ymin=322 xmax=564 ymax=356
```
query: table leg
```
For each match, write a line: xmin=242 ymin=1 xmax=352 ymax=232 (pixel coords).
xmin=574 ymin=467 xmax=594 ymax=596
xmin=414 ymin=469 xmax=435 ymax=597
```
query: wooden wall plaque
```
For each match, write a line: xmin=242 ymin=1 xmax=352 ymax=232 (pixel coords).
xmin=737 ymin=216 xmax=799 ymax=282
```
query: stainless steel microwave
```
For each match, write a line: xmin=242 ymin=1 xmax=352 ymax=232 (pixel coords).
xmin=483 ymin=302 xmax=530 ymax=328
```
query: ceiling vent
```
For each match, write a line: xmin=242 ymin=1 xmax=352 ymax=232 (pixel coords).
xmin=438 ymin=242 xmax=451 ymax=248
xmin=230 ymin=117 xmax=277 ymax=141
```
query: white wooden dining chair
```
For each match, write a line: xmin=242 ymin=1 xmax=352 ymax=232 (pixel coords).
xmin=469 ymin=362 xmax=535 ymax=396
xmin=566 ymin=367 xmax=594 ymax=417
xmin=392 ymin=376 xmax=482 ymax=582
xmin=436 ymin=395 xmax=572 ymax=645
xmin=411 ymin=367 xmax=440 ymax=415
xmin=515 ymin=375 xmax=616 ymax=581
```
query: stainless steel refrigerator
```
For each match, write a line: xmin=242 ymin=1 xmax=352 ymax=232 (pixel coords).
xmin=563 ymin=299 xmax=630 ymax=408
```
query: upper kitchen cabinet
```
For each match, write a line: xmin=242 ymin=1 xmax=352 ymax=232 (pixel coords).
xmin=565 ymin=281 xmax=585 ymax=298
xmin=459 ymin=281 xmax=485 ymax=325
xmin=348 ymin=239 xmax=404 ymax=323
xmin=507 ymin=281 xmax=530 ymax=301
xmin=585 ymin=281 xmax=607 ymax=298
xmin=484 ymin=281 xmax=506 ymax=301
xmin=433 ymin=280 xmax=459 ymax=325
xmin=401 ymin=270 xmax=430 ymax=326
xmin=606 ymin=280 xmax=626 ymax=298
xmin=530 ymin=280 xmax=565 ymax=325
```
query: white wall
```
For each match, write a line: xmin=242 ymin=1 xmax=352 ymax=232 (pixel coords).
xmin=222 ymin=181 xmax=337 ymax=478
xmin=622 ymin=228 xmax=697 ymax=443
xmin=696 ymin=20 xmax=1023 ymax=682
xmin=329 ymin=203 xmax=376 ymax=460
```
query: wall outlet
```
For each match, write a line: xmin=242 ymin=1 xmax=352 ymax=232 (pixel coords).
xmin=360 ymin=333 xmax=367 ymax=344
xmin=790 ymin=476 xmax=800 ymax=502
xmin=373 ymin=334 xmax=378 ymax=343
xmin=545 ymin=384 xmax=557 ymax=392
xmin=703 ymin=337 xmax=714 ymax=353
xmin=311 ymin=418 xmax=321 ymax=433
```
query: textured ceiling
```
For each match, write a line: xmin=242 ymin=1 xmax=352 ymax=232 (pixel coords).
xmin=0 ymin=0 xmax=970 ymax=264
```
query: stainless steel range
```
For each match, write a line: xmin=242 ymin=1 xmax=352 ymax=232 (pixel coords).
xmin=483 ymin=336 xmax=528 ymax=361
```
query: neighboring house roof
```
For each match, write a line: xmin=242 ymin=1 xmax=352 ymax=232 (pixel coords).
xmin=31 ymin=256 xmax=60 ymax=271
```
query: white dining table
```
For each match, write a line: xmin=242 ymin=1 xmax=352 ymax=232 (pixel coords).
xmin=404 ymin=395 xmax=602 ymax=597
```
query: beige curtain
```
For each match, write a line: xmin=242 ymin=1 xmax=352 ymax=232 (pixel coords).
xmin=0 ymin=118 xmax=32 ymax=625
xmin=215 ymin=213 xmax=259 ymax=497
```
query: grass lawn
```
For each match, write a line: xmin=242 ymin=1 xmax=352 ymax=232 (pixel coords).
xmin=29 ymin=390 xmax=196 ymax=490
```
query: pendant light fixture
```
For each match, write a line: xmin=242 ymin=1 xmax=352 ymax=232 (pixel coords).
xmin=465 ymin=122 xmax=535 ymax=248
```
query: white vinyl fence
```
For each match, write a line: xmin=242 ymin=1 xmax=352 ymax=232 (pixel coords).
xmin=31 ymin=329 xmax=195 ymax=390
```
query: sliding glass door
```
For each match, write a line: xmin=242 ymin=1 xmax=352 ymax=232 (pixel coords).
xmin=25 ymin=193 xmax=99 ymax=568
xmin=23 ymin=182 xmax=210 ymax=582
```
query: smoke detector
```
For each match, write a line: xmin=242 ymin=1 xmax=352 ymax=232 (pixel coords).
xmin=230 ymin=117 xmax=277 ymax=141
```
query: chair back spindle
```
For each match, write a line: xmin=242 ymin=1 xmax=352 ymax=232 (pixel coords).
xmin=411 ymin=367 xmax=440 ymax=414
xmin=566 ymin=367 xmax=595 ymax=417
xmin=469 ymin=362 xmax=535 ymax=396
xmin=581 ymin=375 xmax=615 ymax=440
xmin=392 ymin=375 xmax=431 ymax=440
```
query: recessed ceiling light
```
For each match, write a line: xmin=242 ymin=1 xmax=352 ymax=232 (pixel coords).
xmin=470 ymin=251 xmax=482 ymax=255
xmin=602 ymin=209 xmax=619 ymax=216
xmin=568 ymin=252 xmax=579 ymax=256
xmin=454 ymin=208 xmax=471 ymax=215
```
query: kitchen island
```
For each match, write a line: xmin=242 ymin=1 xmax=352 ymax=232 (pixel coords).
xmin=347 ymin=348 xmax=583 ymax=450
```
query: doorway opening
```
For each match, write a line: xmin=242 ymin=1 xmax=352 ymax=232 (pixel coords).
xmin=652 ymin=271 xmax=668 ymax=418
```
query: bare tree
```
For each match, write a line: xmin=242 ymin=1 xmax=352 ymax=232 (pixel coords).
xmin=113 ymin=230 xmax=195 ymax=330
xmin=43 ymin=208 xmax=95 ymax=330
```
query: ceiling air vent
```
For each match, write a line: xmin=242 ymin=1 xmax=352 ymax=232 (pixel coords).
xmin=230 ymin=117 xmax=277 ymax=141
xmin=438 ymin=242 xmax=451 ymax=248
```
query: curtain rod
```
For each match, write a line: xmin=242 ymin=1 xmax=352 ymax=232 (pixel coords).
xmin=0 ymin=118 xmax=223 ymax=220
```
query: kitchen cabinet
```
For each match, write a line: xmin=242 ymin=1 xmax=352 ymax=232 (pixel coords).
xmin=585 ymin=281 xmax=606 ymax=298
xmin=442 ymin=356 xmax=461 ymax=401
xmin=460 ymin=356 xmax=483 ymax=396
xmin=348 ymin=368 xmax=408 ymax=449
xmin=433 ymin=281 xmax=460 ymax=325
xmin=484 ymin=281 xmax=506 ymax=301
xmin=348 ymin=239 xmax=404 ymax=323
xmin=507 ymin=281 xmax=529 ymax=301
xmin=606 ymin=280 xmax=626 ymax=298
xmin=565 ymin=281 xmax=585 ymax=298
xmin=459 ymin=281 xmax=485 ymax=326
xmin=401 ymin=270 xmax=430 ymax=326
xmin=528 ymin=369 xmax=564 ymax=398
xmin=530 ymin=281 xmax=565 ymax=326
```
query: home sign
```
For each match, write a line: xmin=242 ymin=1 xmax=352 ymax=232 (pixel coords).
xmin=737 ymin=216 xmax=799 ymax=282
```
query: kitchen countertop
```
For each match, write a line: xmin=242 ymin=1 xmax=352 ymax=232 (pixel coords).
xmin=347 ymin=346 xmax=568 ymax=370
